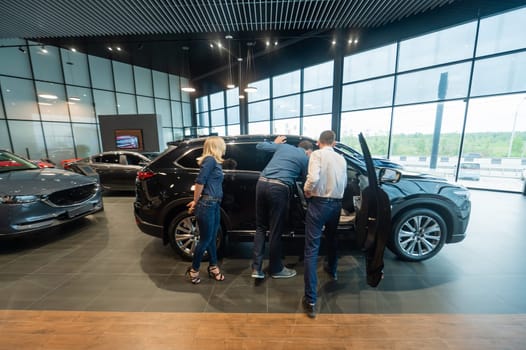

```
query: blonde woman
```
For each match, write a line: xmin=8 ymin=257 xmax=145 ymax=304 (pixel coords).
xmin=185 ymin=136 xmax=226 ymax=284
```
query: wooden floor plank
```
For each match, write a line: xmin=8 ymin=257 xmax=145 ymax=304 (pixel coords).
xmin=0 ymin=311 xmax=525 ymax=349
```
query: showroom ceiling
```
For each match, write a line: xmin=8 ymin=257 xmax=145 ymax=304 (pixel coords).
xmin=0 ymin=0 xmax=459 ymax=38
xmin=0 ymin=0 xmax=522 ymax=94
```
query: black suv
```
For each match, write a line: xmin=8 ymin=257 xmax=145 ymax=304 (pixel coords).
xmin=134 ymin=135 xmax=471 ymax=262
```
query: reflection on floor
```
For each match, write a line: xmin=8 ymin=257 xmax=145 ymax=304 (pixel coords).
xmin=0 ymin=190 xmax=525 ymax=348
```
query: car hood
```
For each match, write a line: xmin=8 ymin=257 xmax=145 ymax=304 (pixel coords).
xmin=398 ymin=169 xmax=447 ymax=182
xmin=0 ymin=168 xmax=98 ymax=196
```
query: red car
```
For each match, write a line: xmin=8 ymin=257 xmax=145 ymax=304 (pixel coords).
xmin=29 ymin=159 xmax=56 ymax=168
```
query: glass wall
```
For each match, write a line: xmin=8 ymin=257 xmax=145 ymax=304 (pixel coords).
xmin=196 ymin=88 xmax=241 ymax=136
xmin=0 ymin=39 xmax=190 ymax=165
xmin=340 ymin=6 xmax=526 ymax=192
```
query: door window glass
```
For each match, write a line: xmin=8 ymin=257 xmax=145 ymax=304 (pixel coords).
xmin=225 ymin=143 xmax=272 ymax=172
xmin=101 ymin=154 xmax=119 ymax=163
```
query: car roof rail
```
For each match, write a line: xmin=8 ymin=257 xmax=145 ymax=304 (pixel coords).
xmin=166 ymin=133 xmax=220 ymax=147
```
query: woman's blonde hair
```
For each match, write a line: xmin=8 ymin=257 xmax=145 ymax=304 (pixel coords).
xmin=198 ymin=136 xmax=226 ymax=166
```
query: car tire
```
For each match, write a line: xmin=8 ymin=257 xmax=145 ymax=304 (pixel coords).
xmin=390 ymin=208 xmax=446 ymax=262
xmin=167 ymin=211 xmax=223 ymax=261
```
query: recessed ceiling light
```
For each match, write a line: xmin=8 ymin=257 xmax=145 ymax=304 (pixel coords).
xmin=116 ymin=47 xmax=122 ymax=51
xmin=217 ymin=42 xmax=222 ymax=48
xmin=71 ymin=48 xmax=76 ymax=52
xmin=227 ymin=84 xmax=235 ymax=89
xmin=274 ymin=41 xmax=278 ymax=46
xmin=69 ymin=97 xmax=81 ymax=101
xmin=332 ymin=40 xmax=336 ymax=45
xmin=354 ymin=39 xmax=359 ymax=44
xmin=108 ymin=47 xmax=113 ymax=51
xmin=225 ymin=35 xmax=233 ymax=40
xmin=266 ymin=41 xmax=270 ymax=46
xmin=239 ymin=95 xmax=245 ymax=99
xmin=181 ymin=87 xmax=196 ymax=93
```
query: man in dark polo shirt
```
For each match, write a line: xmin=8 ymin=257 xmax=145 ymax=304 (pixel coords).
xmin=251 ymin=135 xmax=313 ymax=279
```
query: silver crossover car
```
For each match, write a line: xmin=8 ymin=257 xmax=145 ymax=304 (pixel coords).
xmin=0 ymin=149 xmax=104 ymax=237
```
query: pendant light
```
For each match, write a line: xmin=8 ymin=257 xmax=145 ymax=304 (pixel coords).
xmin=244 ymin=42 xmax=257 ymax=93
xmin=226 ymin=35 xmax=235 ymax=89
xmin=180 ymin=46 xmax=195 ymax=93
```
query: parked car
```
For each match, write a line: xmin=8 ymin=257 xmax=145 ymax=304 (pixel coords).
xmin=66 ymin=151 xmax=151 ymax=191
xmin=0 ymin=149 xmax=103 ymax=238
xmin=134 ymin=135 xmax=471 ymax=262
xmin=457 ymin=162 xmax=481 ymax=181
xmin=29 ymin=158 xmax=56 ymax=168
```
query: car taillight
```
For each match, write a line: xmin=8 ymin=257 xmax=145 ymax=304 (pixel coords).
xmin=137 ymin=170 xmax=155 ymax=181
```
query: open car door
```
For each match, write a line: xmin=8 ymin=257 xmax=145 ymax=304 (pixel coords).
xmin=355 ymin=133 xmax=392 ymax=287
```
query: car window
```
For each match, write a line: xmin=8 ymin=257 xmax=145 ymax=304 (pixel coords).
xmin=177 ymin=148 xmax=202 ymax=169
xmin=0 ymin=151 xmax=38 ymax=172
xmin=176 ymin=143 xmax=272 ymax=172
xmin=126 ymin=154 xmax=144 ymax=166
xmin=100 ymin=154 xmax=119 ymax=163
xmin=460 ymin=162 xmax=480 ymax=170
xmin=225 ymin=143 xmax=272 ymax=172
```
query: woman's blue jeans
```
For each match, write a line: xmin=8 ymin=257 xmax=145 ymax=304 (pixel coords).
xmin=192 ymin=198 xmax=221 ymax=271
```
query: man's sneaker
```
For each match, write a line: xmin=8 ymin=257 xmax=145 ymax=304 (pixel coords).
xmin=271 ymin=267 xmax=297 ymax=279
xmin=251 ymin=269 xmax=265 ymax=279
xmin=302 ymin=296 xmax=316 ymax=318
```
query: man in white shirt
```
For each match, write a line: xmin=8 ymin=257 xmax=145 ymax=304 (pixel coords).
xmin=302 ymin=130 xmax=347 ymax=318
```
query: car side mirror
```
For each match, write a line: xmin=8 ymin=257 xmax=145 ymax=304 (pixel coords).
xmin=378 ymin=167 xmax=401 ymax=183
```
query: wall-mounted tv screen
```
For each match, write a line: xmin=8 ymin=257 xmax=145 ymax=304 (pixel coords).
xmin=115 ymin=129 xmax=143 ymax=150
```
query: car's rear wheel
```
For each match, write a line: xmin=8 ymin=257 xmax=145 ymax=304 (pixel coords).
xmin=167 ymin=211 xmax=223 ymax=261
xmin=390 ymin=208 xmax=446 ymax=262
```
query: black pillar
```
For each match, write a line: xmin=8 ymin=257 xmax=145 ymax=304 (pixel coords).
xmin=331 ymin=31 xmax=344 ymax=139
xmin=430 ymin=72 xmax=448 ymax=169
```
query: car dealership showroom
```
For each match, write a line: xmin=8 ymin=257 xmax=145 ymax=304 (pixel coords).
xmin=1 ymin=0 xmax=526 ymax=349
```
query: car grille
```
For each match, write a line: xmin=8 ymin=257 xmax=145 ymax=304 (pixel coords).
xmin=47 ymin=184 xmax=99 ymax=206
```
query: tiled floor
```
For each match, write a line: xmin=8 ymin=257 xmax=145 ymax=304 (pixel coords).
xmin=1 ymin=190 xmax=525 ymax=315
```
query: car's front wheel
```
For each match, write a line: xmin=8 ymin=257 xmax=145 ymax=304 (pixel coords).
xmin=167 ymin=211 xmax=223 ymax=261
xmin=390 ymin=208 xmax=447 ymax=262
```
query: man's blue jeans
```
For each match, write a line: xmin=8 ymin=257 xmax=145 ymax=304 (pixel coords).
xmin=304 ymin=197 xmax=342 ymax=304
xmin=252 ymin=179 xmax=290 ymax=274
xmin=192 ymin=198 xmax=221 ymax=271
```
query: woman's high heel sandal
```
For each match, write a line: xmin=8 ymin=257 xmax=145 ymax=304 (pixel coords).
xmin=207 ymin=265 xmax=225 ymax=281
xmin=185 ymin=267 xmax=201 ymax=284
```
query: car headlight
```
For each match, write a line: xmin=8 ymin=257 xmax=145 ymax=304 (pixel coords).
xmin=0 ymin=195 xmax=40 ymax=204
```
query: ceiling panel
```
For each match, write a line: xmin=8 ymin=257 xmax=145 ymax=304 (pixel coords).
xmin=0 ymin=0 xmax=458 ymax=39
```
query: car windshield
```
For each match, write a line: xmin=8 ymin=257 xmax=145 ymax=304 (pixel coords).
xmin=334 ymin=142 xmax=365 ymax=163
xmin=0 ymin=151 xmax=39 ymax=172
